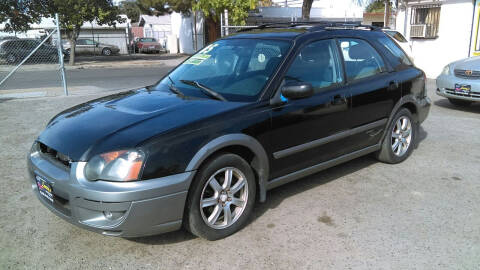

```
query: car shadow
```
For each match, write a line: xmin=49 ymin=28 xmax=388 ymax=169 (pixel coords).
xmin=129 ymin=128 xmax=429 ymax=245
xmin=434 ymin=98 xmax=480 ymax=113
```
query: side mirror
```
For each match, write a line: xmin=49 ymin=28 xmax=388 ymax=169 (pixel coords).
xmin=96 ymin=43 xmax=99 ymax=47
xmin=281 ymin=82 xmax=314 ymax=100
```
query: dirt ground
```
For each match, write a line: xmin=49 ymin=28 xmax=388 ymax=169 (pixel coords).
xmin=0 ymin=80 xmax=479 ymax=269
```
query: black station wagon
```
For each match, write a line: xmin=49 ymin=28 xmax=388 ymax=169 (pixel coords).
xmin=28 ymin=23 xmax=431 ymax=240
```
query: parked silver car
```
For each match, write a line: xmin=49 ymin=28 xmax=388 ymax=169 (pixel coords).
xmin=63 ymin=38 xmax=120 ymax=56
xmin=436 ymin=56 xmax=480 ymax=106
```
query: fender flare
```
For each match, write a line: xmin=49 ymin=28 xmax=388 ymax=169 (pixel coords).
xmin=379 ymin=94 xmax=421 ymax=144
xmin=186 ymin=134 xmax=270 ymax=202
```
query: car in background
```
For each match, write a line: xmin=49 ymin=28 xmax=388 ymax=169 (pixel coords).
xmin=133 ymin=37 xmax=163 ymax=53
xmin=0 ymin=38 xmax=59 ymax=64
xmin=382 ymin=29 xmax=413 ymax=62
xmin=436 ymin=56 xmax=480 ymax=106
xmin=63 ymin=39 xmax=120 ymax=56
xmin=0 ymin=36 xmax=19 ymax=41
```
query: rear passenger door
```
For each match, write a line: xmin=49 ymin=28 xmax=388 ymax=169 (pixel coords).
xmin=338 ymin=38 xmax=400 ymax=151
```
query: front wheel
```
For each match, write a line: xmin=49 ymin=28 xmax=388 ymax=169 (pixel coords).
xmin=375 ymin=108 xmax=417 ymax=164
xmin=184 ymin=153 xmax=256 ymax=240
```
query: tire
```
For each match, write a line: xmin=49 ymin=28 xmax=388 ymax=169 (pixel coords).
xmin=375 ymin=108 xmax=417 ymax=164
xmin=6 ymin=53 xmax=17 ymax=64
xmin=184 ymin=153 xmax=256 ymax=240
xmin=448 ymin=98 xmax=472 ymax=107
xmin=102 ymin=48 xmax=112 ymax=56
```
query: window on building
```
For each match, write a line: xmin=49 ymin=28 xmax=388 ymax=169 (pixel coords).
xmin=410 ymin=4 xmax=441 ymax=39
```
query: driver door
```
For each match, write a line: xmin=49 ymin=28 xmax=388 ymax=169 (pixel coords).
xmin=269 ymin=39 xmax=352 ymax=179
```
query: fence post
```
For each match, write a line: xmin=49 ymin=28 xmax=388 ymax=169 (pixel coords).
xmin=55 ymin=13 xmax=68 ymax=96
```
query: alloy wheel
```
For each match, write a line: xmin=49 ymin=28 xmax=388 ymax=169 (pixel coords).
xmin=199 ymin=167 xmax=248 ymax=229
xmin=391 ymin=116 xmax=412 ymax=157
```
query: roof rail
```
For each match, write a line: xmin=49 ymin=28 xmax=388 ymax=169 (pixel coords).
xmin=235 ymin=21 xmax=380 ymax=33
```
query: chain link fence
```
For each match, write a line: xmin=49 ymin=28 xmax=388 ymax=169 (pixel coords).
xmin=0 ymin=14 xmax=67 ymax=95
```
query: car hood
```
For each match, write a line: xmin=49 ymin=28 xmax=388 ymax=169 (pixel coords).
xmin=451 ymin=56 xmax=480 ymax=70
xmin=37 ymin=87 xmax=245 ymax=161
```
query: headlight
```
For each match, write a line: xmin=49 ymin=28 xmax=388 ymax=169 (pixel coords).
xmin=442 ymin=65 xmax=450 ymax=75
xmin=84 ymin=150 xmax=145 ymax=181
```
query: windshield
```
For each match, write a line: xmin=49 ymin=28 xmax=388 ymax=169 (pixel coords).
xmin=155 ymin=39 xmax=291 ymax=102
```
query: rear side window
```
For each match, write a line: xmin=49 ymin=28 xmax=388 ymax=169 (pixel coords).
xmin=285 ymin=39 xmax=343 ymax=93
xmin=377 ymin=35 xmax=412 ymax=67
xmin=339 ymin=38 xmax=386 ymax=82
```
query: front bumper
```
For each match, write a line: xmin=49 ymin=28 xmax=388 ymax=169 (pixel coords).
xmin=436 ymin=74 xmax=480 ymax=102
xmin=27 ymin=148 xmax=195 ymax=237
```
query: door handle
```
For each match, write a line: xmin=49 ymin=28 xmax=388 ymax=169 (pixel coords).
xmin=388 ymin=80 xmax=399 ymax=91
xmin=331 ymin=94 xmax=347 ymax=105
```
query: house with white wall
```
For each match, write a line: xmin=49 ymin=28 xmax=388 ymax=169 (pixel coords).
xmin=395 ymin=0 xmax=480 ymax=78
xmin=137 ymin=13 xmax=204 ymax=54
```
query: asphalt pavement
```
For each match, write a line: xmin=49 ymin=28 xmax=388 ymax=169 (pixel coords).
xmin=0 ymin=79 xmax=479 ymax=269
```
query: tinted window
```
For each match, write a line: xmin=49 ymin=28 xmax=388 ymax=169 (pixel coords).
xmin=77 ymin=39 xmax=87 ymax=45
xmin=157 ymin=39 xmax=291 ymax=102
xmin=339 ymin=38 xmax=385 ymax=81
xmin=84 ymin=39 xmax=96 ymax=45
xmin=140 ymin=38 xmax=156 ymax=42
xmin=285 ymin=39 xmax=343 ymax=93
xmin=377 ymin=35 xmax=412 ymax=66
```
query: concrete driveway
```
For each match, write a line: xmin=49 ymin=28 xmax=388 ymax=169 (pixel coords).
xmin=0 ymin=80 xmax=479 ymax=269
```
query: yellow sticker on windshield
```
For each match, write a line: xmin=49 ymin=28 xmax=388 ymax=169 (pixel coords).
xmin=185 ymin=53 xmax=211 ymax=65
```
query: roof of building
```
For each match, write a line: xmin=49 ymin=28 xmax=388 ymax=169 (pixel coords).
xmin=0 ymin=15 xmax=130 ymax=31
xmin=138 ymin=15 xmax=171 ymax=26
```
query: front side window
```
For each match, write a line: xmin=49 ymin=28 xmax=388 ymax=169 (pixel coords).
xmin=77 ymin=39 xmax=87 ymax=45
xmin=339 ymin=38 xmax=386 ymax=82
xmin=157 ymin=39 xmax=291 ymax=102
xmin=284 ymin=39 xmax=343 ymax=93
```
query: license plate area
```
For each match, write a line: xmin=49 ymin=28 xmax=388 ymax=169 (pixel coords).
xmin=35 ymin=175 xmax=54 ymax=203
xmin=455 ymin=84 xmax=471 ymax=93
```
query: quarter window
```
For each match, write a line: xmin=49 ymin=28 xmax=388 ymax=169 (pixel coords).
xmin=285 ymin=39 xmax=343 ymax=93
xmin=339 ymin=38 xmax=386 ymax=81
xmin=377 ymin=35 xmax=412 ymax=67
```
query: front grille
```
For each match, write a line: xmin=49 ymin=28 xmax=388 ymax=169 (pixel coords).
xmin=454 ymin=69 xmax=480 ymax=79
xmin=445 ymin=89 xmax=480 ymax=99
xmin=38 ymin=142 xmax=72 ymax=168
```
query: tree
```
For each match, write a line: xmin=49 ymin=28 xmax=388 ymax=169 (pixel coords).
xmin=365 ymin=0 xmax=389 ymax=13
xmin=119 ymin=1 xmax=141 ymax=23
xmin=0 ymin=0 xmax=46 ymax=33
xmin=301 ymin=0 xmax=314 ymax=20
xmin=44 ymin=0 xmax=124 ymax=65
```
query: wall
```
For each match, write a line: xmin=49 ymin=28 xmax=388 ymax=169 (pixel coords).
xmin=396 ymin=0 xmax=474 ymax=78
xmin=170 ymin=12 xmax=205 ymax=54
xmin=78 ymin=29 xmax=129 ymax=54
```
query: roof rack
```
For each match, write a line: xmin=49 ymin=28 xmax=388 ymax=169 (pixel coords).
xmin=236 ymin=21 xmax=380 ymax=33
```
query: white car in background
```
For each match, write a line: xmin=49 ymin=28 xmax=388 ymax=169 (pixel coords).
xmin=382 ymin=29 xmax=414 ymax=62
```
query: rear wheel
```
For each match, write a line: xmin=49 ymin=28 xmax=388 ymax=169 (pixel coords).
xmin=184 ymin=153 xmax=256 ymax=240
xmin=102 ymin=48 xmax=112 ymax=56
xmin=448 ymin=98 xmax=472 ymax=107
xmin=375 ymin=108 xmax=417 ymax=164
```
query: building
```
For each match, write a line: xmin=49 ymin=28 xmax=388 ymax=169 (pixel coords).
xmin=0 ymin=15 xmax=131 ymax=55
xmin=395 ymin=0 xmax=480 ymax=77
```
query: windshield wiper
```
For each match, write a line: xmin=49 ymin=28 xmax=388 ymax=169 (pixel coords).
xmin=180 ymin=80 xmax=227 ymax=101
xmin=167 ymin=76 xmax=184 ymax=97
